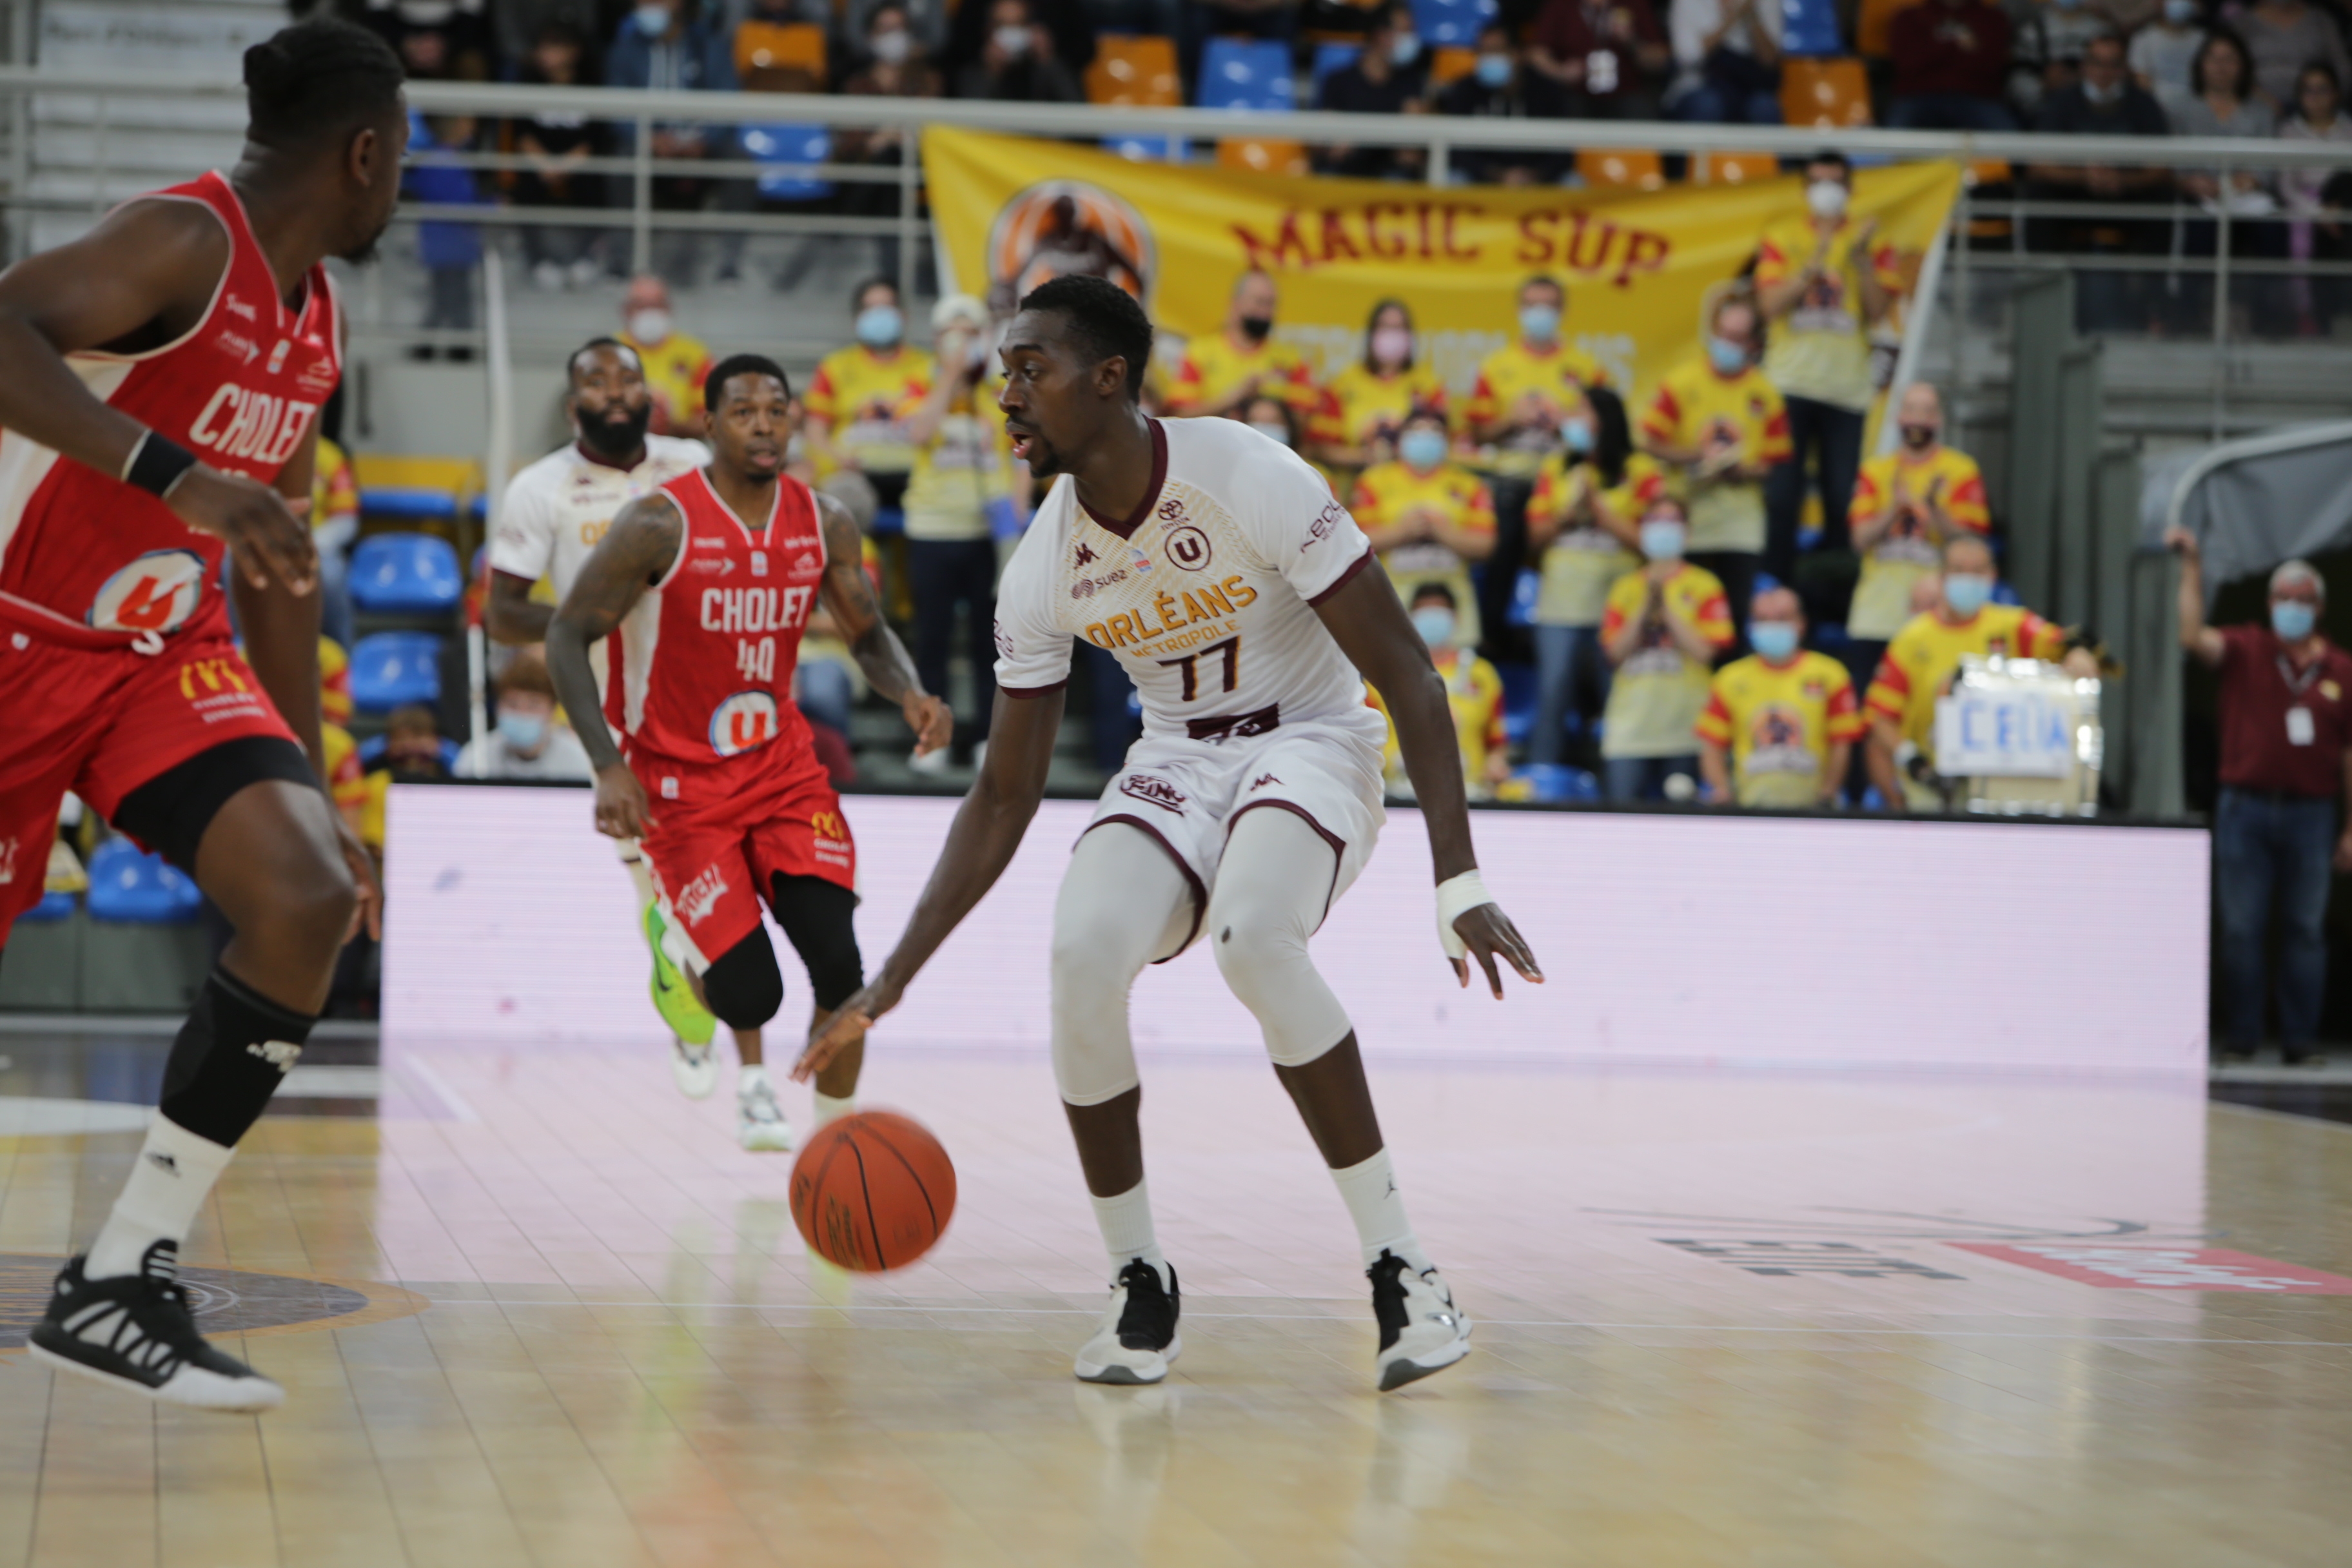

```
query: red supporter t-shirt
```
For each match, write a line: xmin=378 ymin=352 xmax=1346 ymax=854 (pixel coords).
xmin=2215 ymin=624 xmax=2352 ymax=798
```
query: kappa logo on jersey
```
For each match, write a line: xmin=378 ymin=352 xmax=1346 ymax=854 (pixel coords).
xmin=675 ymin=863 xmax=731 ymax=926
xmin=1248 ymin=772 xmax=1282 ymax=791
xmin=88 ymin=549 xmax=207 ymax=634
xmin=1164 ymin=525 xmax=1212 ymax=572
xmin=1073 ymin=543 xmax=1099 ymax=567
xmin=1119 ymin=774 xmax=1186 ymax=813
xmin=187 ymin=382 xmax=318 ymax=467
xmin=709 ymin=690 xmax=781 ymax=756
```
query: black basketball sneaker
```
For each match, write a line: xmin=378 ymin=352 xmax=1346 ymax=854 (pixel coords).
xmin=1075 ymin=1259 xmax=1181 ymax=1385
xmin=28 ymin=1242 xmax=284 ymax=1412
xmin=1369 ymin=1250 xmax=1471 ymax=1391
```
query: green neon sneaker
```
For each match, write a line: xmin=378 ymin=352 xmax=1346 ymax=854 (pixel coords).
xmin=643 ymin=901 xmax=718 ymax=1047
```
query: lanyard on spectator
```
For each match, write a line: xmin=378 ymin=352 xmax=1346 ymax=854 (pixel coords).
xmin=2276 ymin=653 xmax=2323 ymax=698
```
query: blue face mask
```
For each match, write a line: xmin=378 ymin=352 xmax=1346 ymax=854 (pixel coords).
xmin=1943 ymin=573 xmax=1994 ymax=617
xmin=1475 ymin=53 xmax=1511 ymax=87
xmin=1411 ymin=607 xmax=1456 ymax=647
xmin=1640 ymin=519 xmax=1687 ymax=560
xmin=1390 ymin=32 xmax=1423 ymax=66
xmin=1399 ymin=427 xmax=1448 ymax=471
xmin=1707 ymin=335 xmax=1749 ymax=375
xmin=634 ymin=4 xmax=671 ymax=35
xmin=1518 ymin=302 xmax=1561 ymax=342
xmin=1563 ymin=419 xmax=1595 ymax=454
xmin=854 ymin=304 xmax=903 ymax=348
xmin=1749 ymin=621 xmax=1801 ymax=662
xmin=2273 ymin=600 xmax=2318 ymax=641
xmin=498 ymin=710 xmax=549 ymax=752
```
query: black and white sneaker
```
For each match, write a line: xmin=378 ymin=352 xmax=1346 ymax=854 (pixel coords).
xmin=1074 ymin=1260 xmax=1181 ymax=1385
xmin=28 ymin=1243 xmax=284 ymax=1413
xmin=1369 ymin=1251 xmax=1472 ymax=1392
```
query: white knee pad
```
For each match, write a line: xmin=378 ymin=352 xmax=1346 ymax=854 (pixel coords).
xmin=1208 ymin=807 xmax=1353 ymax=1068
xmin=1050 ymin=824 xmax=1197 ymax=1106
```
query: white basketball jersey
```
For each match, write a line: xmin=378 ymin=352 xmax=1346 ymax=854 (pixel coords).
xmin=994 ymin=416 xmax=1382 ymax=745
xmin=488 ymin=433 xmax=711 ymax=602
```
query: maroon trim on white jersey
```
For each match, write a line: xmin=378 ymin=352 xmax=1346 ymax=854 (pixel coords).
xmin=1076 ymin=419 xmax=1169 ymax=542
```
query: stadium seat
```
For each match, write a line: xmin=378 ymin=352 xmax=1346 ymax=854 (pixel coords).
xmin=349 ymin=631 xmax=444 ymax=712
xmin=1199 ymin=37 xmax=1295 ymax=111
xmin=734 ymin=20 xmax=825 ymax=80
xmin=1086 ymin=34 xmax=1181 ymax=106
xmin=1430 ymin=46 xmax=1476 ymax=86
xmin=1520 ymin=763 xmax=1602 ymax=803
xmin=1104 ymin=133 xmax=1188 ymax=161
xmin=1781 ymin=58 xmax=1873 ymax=128
xmin=350 ymin=532 xmax=462 ymax=615
xmin=1411 ymin=0 xmax=1496 ymax=48
xmin=356 ymin=734 xmax=464 ymax=772
xmin=1577 ymin=148 xmax=1665 ymax=191
xmin=1507 ymin=567 xmax=1540 ymax=629
xmin=1218 ymin=137 xmax=1309 ymax=175
xmin=741 ymin=123 xmax=835 ymax=202
xmin=1856 ymin=0 xmax=1921 ymax=57
xmin=20 ymin=888 xmax=75 ymax=923
xmin=353 ymin=454 xmax=482 ymax=525
xmin=1693 ymin=150 xmax=1780 ymax=186
xmin=85 ymin=839 xmax=201 ymax=925
xmin=1312 ymin=40 xmax=1362 ymax=91
xmin=1779 ymin=0 xmax=1844 ymax=56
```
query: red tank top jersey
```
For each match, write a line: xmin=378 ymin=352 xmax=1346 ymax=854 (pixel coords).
xmin=0 ymin=171 xmax=340 ymax=650
xmin=604 ymin=467 xmax=828 ymax=771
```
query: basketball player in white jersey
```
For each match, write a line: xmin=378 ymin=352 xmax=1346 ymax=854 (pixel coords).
xmin=799 ymin=276 xmax=1542 ymax=1391
xmin=485 ymin=337 xmax=723 ymax=1090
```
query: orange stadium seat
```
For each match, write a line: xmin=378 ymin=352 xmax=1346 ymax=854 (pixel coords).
xmin=1857 ymin=0 xmax=1923 ymax=58
xmin=1781 ymin=57 xmax=1874 ymax=128
xmin=1219 ymin=137 xmax=1309 ymax=175
xmin=1430 ymin=46 xmax=1477 ymax=86
xmin=735 ymin=21 xmax=825 ymax=81
xmin=1086 ymin=34 xmax=1182 ymax=106
xmin=1576 ymin=148 xmax=1665 ymax=191
xmin=1692 ymin=150 xmax=1780 ymax=186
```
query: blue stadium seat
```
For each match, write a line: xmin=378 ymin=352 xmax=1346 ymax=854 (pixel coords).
xmin=20 ymin=888 xmax=75 ymax=923
xmin=1506 ymin=567 xmax=1540 ymax=629
xmin=1199 ymin=37 xmax=1295 ymax=111
xmin=1779 ymin=0 xmax=1844 ymax=56
xmin=1520 ymin=763 xmax=1601 ymax=803
xmin=356 ymin=733 xmax=463 ymax=772
xmin=86 ymin=839 xmax=201 ymax=924
xmin=351 ymin=532 xmax=462 ymax=614
xmin=1411 ymin=0 xmax=1496 ymax=49
xmin=1811 ymin=622 xmax=1850 ymax=652
xmin=741 ymin=123 xmax=835 ymax=202
xmin=1499 ymin=659 xmax=1538 ymax=745
xmin=1311 ymin=41 xmax=1361 ymax=92
xmin=350 ymin=631 xmax=444 ymax=712
xmin=1104 ymin=134 xmax=1188 ymax=161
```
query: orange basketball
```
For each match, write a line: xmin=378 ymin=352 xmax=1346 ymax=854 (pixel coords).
xmin=789 ymin=1110 xmax=957 ymax=1271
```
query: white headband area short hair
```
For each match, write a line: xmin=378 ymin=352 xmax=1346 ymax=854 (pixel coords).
xmin=2271 ymin=558 xmax=2327 ymax=602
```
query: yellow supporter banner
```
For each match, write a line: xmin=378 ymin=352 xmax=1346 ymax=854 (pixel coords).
xmin=923 ymin=126 xmax=1960 ymax=405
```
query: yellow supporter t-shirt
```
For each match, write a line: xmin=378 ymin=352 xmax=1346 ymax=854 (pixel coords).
xmin=1864 ymin=605 xmax=2066 ymax=765
xmin=1599 ymin=562 xmax=1734 ymax=758
xmin=1527 ymin=451 xmax=1671 ymax=627
xmin=1754 ymin=217 xmax=1906 ymax=411
xmin=620 ymin=328 xmax=714 ymax=437
xmin=1164 ymin=332 xmax=1320 ymax=416
xmin=1640 ymin=361 xmax=1792 ymax=554
xmin=321 ymin=722 xmax=369 ymax=827
xmin=1696 ymin=650 xmax=1863 ymax=807
xmin=805 ymin=343 xmax=935 ymax=476
xmin=1349 ymin=460 xmax=1497 ymax=645
xmin=894 ymin=375 xmax=1012 ymax=542
xmin=313 ymin=436 xmax=358 ymax=534
xmin=1369 ymin=648 xmax=1507 ymax=794
xmin=1462 ymin=340 xmax=1613 ymax=478
xmin=1845 ymin=446 xmax=1990 ymax=640
xmin=1311 ymin=363 xmax=1449 ymax=455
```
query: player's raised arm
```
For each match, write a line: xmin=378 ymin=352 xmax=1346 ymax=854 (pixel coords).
xmin=1313 ymin=559 xmax=1543 ymax=998
xmin=812 ymin=491 xmax=952 ymax=755
xmin=792 ymin=682 xmax=1064 ymax=1082
xmin=548 ymin=492 xmax=682 ymax=839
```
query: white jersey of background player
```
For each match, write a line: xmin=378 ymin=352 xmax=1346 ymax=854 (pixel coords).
xmin=798 ymin=276 xmax=1542 ymax=1394
xmin=484 ymin=338 xmax=724 ymax=1092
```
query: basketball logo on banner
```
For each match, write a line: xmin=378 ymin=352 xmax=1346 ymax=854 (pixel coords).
xmin=984 ymin=181 xmax=1157 ymax=317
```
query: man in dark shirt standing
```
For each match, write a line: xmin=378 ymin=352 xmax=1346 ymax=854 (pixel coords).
xmin=1885 ymin=0 xmax=2015 ymax=131
xmin=1433 ymin=21 xmax=1566 ymax=185
xmin=2170 ymin=529 xmax=2352 ymax=1064
xmin=2027 ymin=33 xmax=2171 ymax=331
xmin=1315 ymin=3 xmax=1430 ymax=180
xmin=1525 ymin=0 xmax=1671 ymax=121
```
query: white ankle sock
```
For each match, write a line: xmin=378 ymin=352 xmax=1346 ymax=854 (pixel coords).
xmin=622 ymin=847 xmax=658 ymax=907
xmin=812 ymin=1091 xmax=855 ymax=1124
xmin=1088 ymin=1180 xmax=1168 ymax=1289
xmin=1329 ymin=1148 xmax=1431 ymax=1273
xmin=738 ymin=1063 xmax=771 ymax=1097
xmin=86 ymin=1115 xmax=236 ymax=1280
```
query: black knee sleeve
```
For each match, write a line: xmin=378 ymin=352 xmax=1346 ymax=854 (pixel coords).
xmin=701 ymin=930 xmax=784 ymax=1031
xmin=770 ymin=874 xmax=863 ymax=1012
xmin=159 ymin=966 xmax=318 ymax=1146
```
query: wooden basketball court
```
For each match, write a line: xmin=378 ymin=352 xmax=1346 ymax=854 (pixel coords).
xmin=3 ymin=1024 xmax=2346 ymax=1566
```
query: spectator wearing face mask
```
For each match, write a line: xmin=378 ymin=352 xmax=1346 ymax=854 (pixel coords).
xmin=1697 ymin=587 xmax=1860 ymax=807
xmin=1434 ymin=23 xmax=1567 ymax=185
xmin=1525 ymin=385 xmax=1664 ymax=767
xmin=1638 ymin=290 xmax=1790 ymax=644
xmin=1309 ymin=298 xmax=1449 ymax=485
xmin=1667 ymin=0 xmax=1785 ymax=124
xmin=805 ymin=276 xmax=936 ymax=524
xmin=1862 ymin=534 xmax=2090 ymax=811
xmin=458 ymin=652 xmax=594 ymax=781
xmin=606 ymin=0 xmax=745 ymax=284
xmin=1600 ymin=497 xmax=1735 ymax=801
xmin=359 ymin=705 xmax=449 ymax=859
xmin=1315 ymin=4 xmax=1431 ymax=181
xmin=1843 ymin=382 xmax=1989 ymax=694
xmin=1165 ymin=269 xmax=1321 ymax=421
xmin=2166 ymin=531 xmax=2352 ymax=1064
xmin=1242 ymin=393 xmax=1338 ymax=495
xmin=363 ymin=0 xmax=489 ymax=82
xmin=954 ymin=0 xmax=1081 ymax=100
xmin=1753 ymin=153 xmax=1903 ymax=585
xmin=1526 ymin=0 xmax=1674 ymax=119
xmin=2131 ymin=0 xmax=2209 ymax=120
xmin=618 ymin=274 xmax=714 ymax=436
xmin=2012 ymin=1 xmax=2124 ymax=120
xmin=1366 ymin=583 xmax=1513 ymax=799
xmin=2224 ymin=0 xmax=2351 ymax=112
xmin=2028 ymin=32 xmax=2173 ymax=331
xmin=1351 ymin=408 xmax=1500 ymax=648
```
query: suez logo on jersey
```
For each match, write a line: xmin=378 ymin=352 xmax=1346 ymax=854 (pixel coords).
xmin=1079 ymin=576 xmax=1259 ymax=652
xmin=186 ymin=382 xmax=319 ymax=467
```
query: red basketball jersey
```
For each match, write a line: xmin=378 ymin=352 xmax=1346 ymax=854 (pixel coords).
xmin=605 ymin=467 xmax=827 ymax=772
xmin=0 ymin=172 xmax=340 ymax=650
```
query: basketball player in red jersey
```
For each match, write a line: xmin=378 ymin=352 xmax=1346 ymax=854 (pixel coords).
xmin=0 ymin=19 xmax=404 ymax=1411
xmin=548 ymin=355 xmax=950 ymax=1152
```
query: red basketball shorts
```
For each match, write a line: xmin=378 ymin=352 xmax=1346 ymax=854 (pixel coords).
xmin=0 ymin=628 xmax=296 ymax=943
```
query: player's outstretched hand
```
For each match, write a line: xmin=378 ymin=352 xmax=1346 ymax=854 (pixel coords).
xmin=591 ymin=761 xmax=656 ymax=840
xmin=792 ymin=974 xmax=903 ymax=1083
xmin=1448 ymin=903 xmax=1543 ymax=999
xmin=333 ymin=816 xmax=384 ymax=943
xmin=168 ymin=466 xmax=318 ymax=595
xmin=904 ymin=692 xmax=954 ymax=756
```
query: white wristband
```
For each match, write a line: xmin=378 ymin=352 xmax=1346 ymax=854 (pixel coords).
xmin=1435 ymin=869 xmax=1493 ymax=962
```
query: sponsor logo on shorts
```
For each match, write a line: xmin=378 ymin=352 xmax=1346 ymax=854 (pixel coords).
xmin=811 ymin=808 xmax=854 ymax=868
xmin=660 ymin=777 xmax=680 ymax=799
xmin=1119 ymin=774 xmax=1186 ymax=813
xmin=1303 ymin=502 xmax=1346 ymax=553
xmin=1164 ymin=525 xmax=1211 ymax=572
xmin=90 ymin=549 xmax=207 ymax=635
xmin=178 ymin=656 xmax=270 ymax=723
xmin=676 ymin=863 xmax=730 ymax=926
